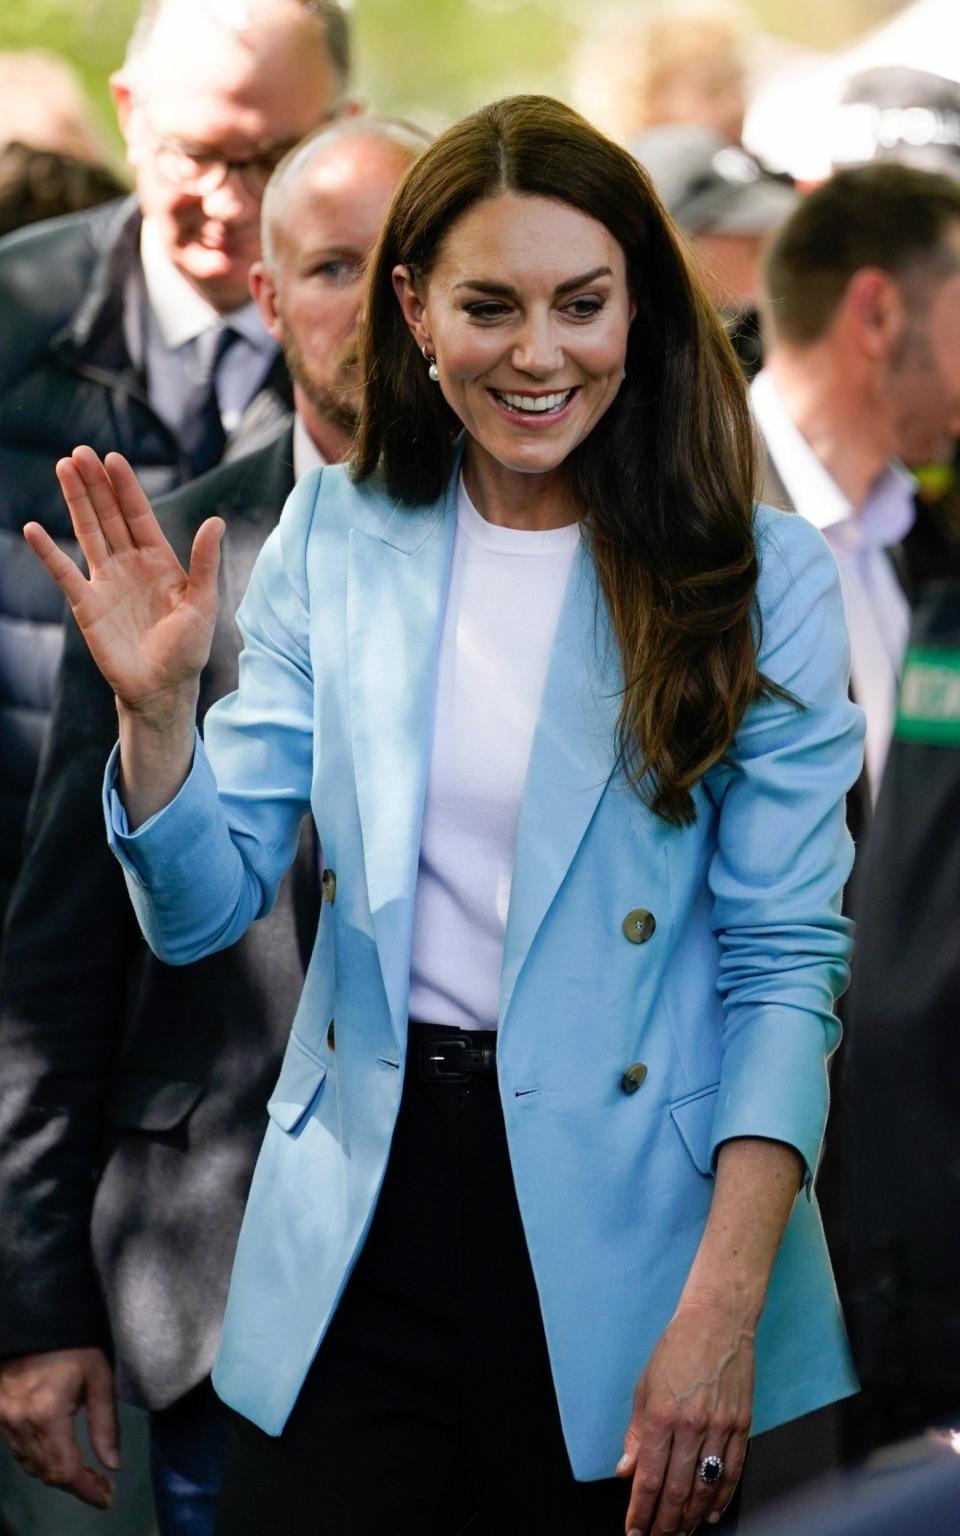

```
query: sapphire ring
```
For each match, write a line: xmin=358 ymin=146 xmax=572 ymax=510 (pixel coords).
xmin=697 ymin=1454 xmax=724 ymax=1485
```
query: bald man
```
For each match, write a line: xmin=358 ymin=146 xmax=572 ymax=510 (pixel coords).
xmin=0 ymin=117 xmax=427 ymax=1535
xmin=0 ymin=0 xmax=352 ymax=931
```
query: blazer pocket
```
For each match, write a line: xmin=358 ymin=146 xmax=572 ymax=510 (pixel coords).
xmin=267 ymin=1033 xmax=328 ymax=1134
xmin=107 ymin=1072 xmax=204 ymax=1132
xmin=669 ymin=1083 xmax=720 ymax=1177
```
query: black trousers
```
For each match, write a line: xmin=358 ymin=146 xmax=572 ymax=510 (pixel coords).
xmin=215 ymin=1024 xmax=742 ymax=1535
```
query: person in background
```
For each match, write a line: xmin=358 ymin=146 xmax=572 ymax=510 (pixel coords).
xmin=0 ymin=0 xmax=353 ymax=933
xmin=832 ymin=65 xmax=960 ymax=588
xmin=29 ymin=94 xmax=862 ymax=1536
xmin=0 ymin=143 xmax=127 ymax=238
xmin=0 ymin=114 xmax=426 ymax=1535
xmin=573 ymin=2 xmax=750 ymax=149
xmin=755 ymin=163 xmax=960 ymax=823
xmin=0 ymin=50 xmax=117 ymax=166
xmin=631 ymin=123 xmax=797 ymax=377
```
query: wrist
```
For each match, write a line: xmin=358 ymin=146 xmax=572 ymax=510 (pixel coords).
xmin=675 ymin=1280 xmax=765 ymax=1330
xmin=116 ymin=681 xmax=199 ymax=734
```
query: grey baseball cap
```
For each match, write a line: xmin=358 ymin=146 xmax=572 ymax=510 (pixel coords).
xmin=629 ymin=124 xmax=798 ymax=236
xmin=833 ymin=66 xmax=960 ymax=179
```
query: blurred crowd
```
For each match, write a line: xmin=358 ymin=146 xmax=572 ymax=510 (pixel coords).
xmin=1 ymin=2 xmax=959 ymax=1533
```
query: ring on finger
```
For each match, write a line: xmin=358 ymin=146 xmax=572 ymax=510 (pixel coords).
xmin=697 ymin=1453 xmax=724 ymax=1485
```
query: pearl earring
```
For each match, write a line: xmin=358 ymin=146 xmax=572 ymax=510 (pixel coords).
xmin=422 ymin=344 xmax=440 ymax=382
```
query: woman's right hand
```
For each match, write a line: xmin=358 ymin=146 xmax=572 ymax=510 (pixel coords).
xmin=24 ymin=446 xmax=224 ymax=718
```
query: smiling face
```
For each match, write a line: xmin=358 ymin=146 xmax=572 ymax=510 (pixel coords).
xmin=113 ymin=1 xmax=343 ymax=312
xmin=393 ymin=192 xmax=635 ymax=494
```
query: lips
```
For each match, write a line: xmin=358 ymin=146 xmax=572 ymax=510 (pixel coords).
xmin=490 ymin=387 xmax=576 ymax=416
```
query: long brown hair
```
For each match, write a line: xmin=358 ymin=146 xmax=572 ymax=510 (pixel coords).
xmin=354 ymin=94 xmax=768 ymax=826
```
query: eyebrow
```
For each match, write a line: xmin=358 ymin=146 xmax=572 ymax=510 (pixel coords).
xmin=453 ymin=266 xmax=613 ymax=297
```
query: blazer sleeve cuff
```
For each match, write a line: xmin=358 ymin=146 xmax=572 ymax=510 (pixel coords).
xmin=709 ymin=1004 xmax=833 ymax=1199
xmin=103 ymin=729 xmax=212 ymax=886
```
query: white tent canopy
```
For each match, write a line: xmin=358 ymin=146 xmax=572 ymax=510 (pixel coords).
xmin=745 ymin=0 xmax=960 ymax=182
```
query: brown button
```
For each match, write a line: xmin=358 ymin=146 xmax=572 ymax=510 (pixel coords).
xmin=620 ymin=1062 xmax=648 ymax=1094
xmin=327 ymin=1019 xmax=336 ymax=1050
xmin=321 ymin=868 xmax=337 ymax=905
xmin=623 ymin=908 xmax=655 ymax=945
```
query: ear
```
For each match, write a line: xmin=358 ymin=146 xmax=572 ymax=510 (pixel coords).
xmin=250 ymin=261 xmax=283 ymax=344
xmin=391 ymin=264 xmax=432 ymax=352
xmin=843 ymin=267 xmax=904 ymax=361
xmin=110 ymin=70 xmax=142 ymax=166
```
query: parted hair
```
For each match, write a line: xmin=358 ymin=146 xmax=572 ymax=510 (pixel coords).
xmin=354 ymin=95 xmax=766 ymax=826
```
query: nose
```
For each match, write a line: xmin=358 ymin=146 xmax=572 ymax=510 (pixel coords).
xmin=510 ymin=312 xmax=563 ymax=377
xmin=199 ymin=166 xmax=260 ymax=224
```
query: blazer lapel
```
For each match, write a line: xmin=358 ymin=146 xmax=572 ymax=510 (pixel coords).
xmin=346 ymin=478 xmax=458 ymax=1046
xmin=499 ymin=542 xmax=623 ymax=1027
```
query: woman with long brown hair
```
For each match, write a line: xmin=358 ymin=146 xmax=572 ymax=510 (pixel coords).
xmin=26 ymin=96 xmax=862 ymax=1535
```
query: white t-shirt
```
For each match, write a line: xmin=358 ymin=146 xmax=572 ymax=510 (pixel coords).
xmin=408 ymin=477 xmax=580 ymax=1031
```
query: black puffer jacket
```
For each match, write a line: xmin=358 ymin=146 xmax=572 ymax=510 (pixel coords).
xmin=0 ymin=198 xmax=290 ymax=928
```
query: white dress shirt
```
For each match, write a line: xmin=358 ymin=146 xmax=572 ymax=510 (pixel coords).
xmin=292 ymin=414 xmax=327 ymax=480
xmin=125 ymin=218 xmax=278 ymax=439
xmin=751 ymin=368 xmax=915 ymax=798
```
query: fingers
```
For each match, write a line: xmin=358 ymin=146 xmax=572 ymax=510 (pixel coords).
xmin=56 ymin=447 xmax=168 ymax=569
xmin=85 ymin=1355 xmax=121 ymax=1473
xmin=55 ymin=452 xmax=113 ymax=569
xmin=22 ymin=522 xmax=89 ymax=608
xmin=686 ymin=1431 xmax=748 ymax=1530
xmin=187 ymin=516 xmax=226 ymax=602
xmin=619 ymin=1415 xmax=672 ymax=1536
xmin=2 ymin=1396 xmax=113 ymax=1510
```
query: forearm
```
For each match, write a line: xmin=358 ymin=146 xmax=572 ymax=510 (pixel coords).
xmin=116 ymin=683 xmax=199 ymax=830
xmin=679 ymin=1136 xmax=804 ymax=1323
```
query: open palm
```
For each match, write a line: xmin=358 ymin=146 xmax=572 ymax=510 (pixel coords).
xmin=25 ymin=447 xmax=223 ymax=710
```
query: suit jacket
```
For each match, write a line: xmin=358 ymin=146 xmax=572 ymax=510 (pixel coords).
xmin=0 ymin=197 xmax=291 ymax=930
xmin=108 ymin=460 xmax=864 ymax=1476
xmin=843 ymin=582 xmax=960 ymax=1430
xmin=0 ymin=428 xmax=319 ymax=1411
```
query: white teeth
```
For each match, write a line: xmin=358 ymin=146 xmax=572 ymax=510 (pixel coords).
xmin=496 ymin=389 xmax=573 ymax=413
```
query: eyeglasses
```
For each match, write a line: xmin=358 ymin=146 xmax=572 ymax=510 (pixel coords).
xmin=144 ymin=122 xmax=311 ymax=199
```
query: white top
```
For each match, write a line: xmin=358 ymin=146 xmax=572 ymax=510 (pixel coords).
xmin=408 ymin=477 xmax=580 ymax=1031
xmin=751 ymin=369 xmax=916 ymax=798
xmin=125 ymin=218 xmax=278 ymax=436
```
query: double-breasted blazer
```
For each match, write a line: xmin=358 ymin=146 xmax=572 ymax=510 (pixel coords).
xmin=107 ymin=456 xmax=864 ymax=1479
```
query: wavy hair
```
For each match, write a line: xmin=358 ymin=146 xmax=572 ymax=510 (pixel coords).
xmin=354 ymin=95 xmax=769 ymax=825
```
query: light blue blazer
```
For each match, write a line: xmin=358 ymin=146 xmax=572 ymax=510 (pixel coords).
xmin=107 ymin=457 xmax=864 ymax=1479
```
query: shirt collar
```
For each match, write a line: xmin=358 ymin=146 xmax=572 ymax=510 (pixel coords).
xmin=293 ymin=413 xmax=328 ymax=481
xmin=139 ymin=216 xmax=273 ymax=356
xmin=751 ymin=368 xmax=916 ymax=552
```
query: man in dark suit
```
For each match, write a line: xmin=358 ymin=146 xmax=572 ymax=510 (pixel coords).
xmin=748 ymin=165 xmax=960 ymax=1476
xmin=0 ymin=117 xmax=428 ymax=1535
xmin=0 ymin=0 xmax=354 ymax=931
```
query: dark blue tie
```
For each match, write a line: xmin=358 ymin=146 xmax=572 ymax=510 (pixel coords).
xmin=178 ymin=325 xmax=238 ymax=477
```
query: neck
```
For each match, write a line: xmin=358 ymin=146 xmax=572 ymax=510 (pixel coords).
xmin=461 ymin=443 xmax=580 ymax=530
xmin=765 ymin=344 xmax=894 ymax=511
xmin=294 ymin=384 xmax=353 ymax=464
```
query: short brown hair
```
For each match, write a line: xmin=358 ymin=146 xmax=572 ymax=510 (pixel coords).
xmin=765 ymin=162 xmax=960 ymax=346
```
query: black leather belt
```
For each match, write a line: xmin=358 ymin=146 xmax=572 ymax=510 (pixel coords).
xmin=418 ymin=1033 xmax=497 ymax=1083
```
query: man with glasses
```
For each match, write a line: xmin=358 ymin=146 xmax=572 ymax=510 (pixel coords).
xmin=0 ymin=0 xmax=352 ymax=934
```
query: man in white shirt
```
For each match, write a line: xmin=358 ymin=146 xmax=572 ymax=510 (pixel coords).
xmin=0 ymin=0 xmax=353 ymax=932
xmin=0 ymin=116 xmax=427 ymax=1536
xmin=753 ymin=162 xmax=960 ymax=814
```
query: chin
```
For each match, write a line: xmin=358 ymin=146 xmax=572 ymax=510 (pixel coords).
xmin=177 ymin=247 xmax=253 ymax=310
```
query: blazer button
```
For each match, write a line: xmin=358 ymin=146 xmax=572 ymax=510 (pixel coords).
xmin=623 ymin=908 xmax=655 ymax=944
xmin=327 ymin=1019 xmax=336 ymax=1051
xmin=321 ymin=868 xmax=337 ymax=905
xmin=620 ymin=1062 xmax=648 ymax=1094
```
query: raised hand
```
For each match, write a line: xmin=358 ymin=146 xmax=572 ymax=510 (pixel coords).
xmin=24 ymin=446 xmax=224 ymax=716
